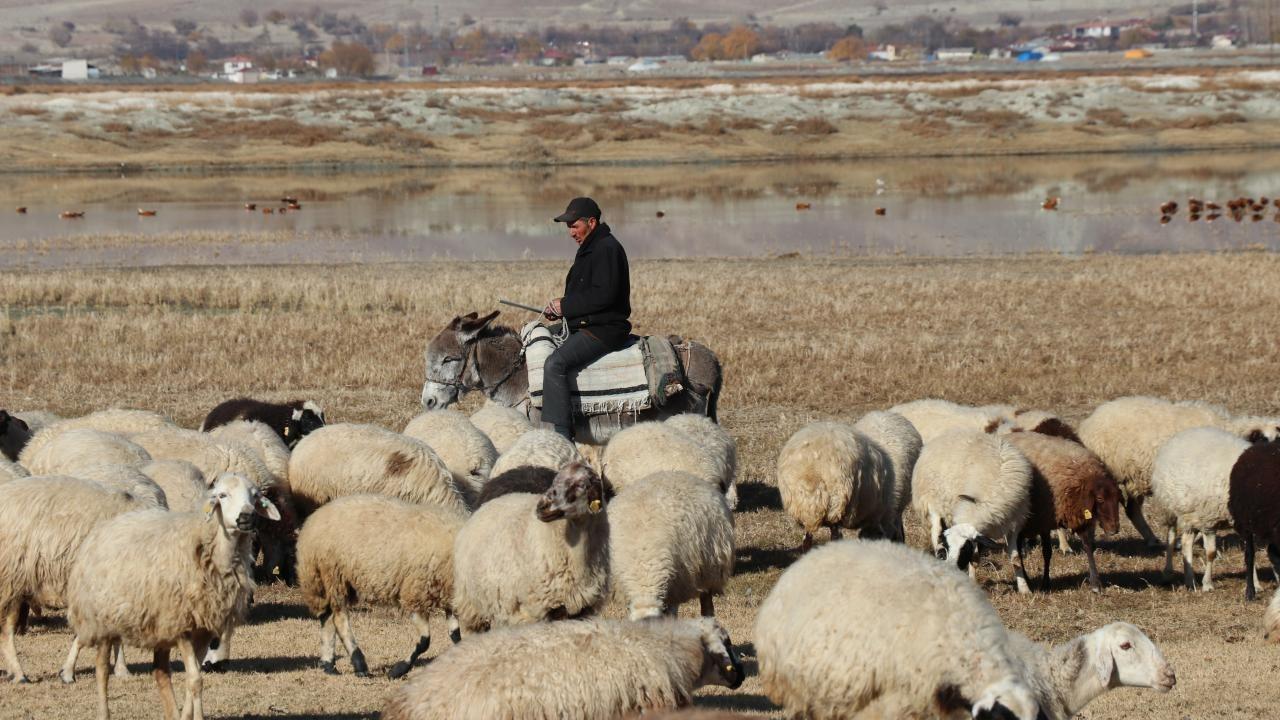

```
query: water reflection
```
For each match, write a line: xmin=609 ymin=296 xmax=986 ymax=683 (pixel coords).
xmin=2 ymin=151 xmax=1279 ymax=268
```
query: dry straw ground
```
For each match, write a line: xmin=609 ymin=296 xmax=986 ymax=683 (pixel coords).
xmin=3 ymin=254 xmax=1280 ymax=718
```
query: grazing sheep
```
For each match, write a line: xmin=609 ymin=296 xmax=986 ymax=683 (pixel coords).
xmin=470 ymin=401 xmax=534 ymax=455
xmin=993 ymin=409 xmax=1082 ymax=444
xmin=476 ymin=465 xmax=557 ymax=506
xmin=776 ymin=421 xmax=898 ymax=550
xmin=381 ymin=617 xmax=743 ymax=720
xmin=17 ymin=409 xmax=175 ymax=468
xmin=288 ymin=423 xmax=465 ymax=518
xmin=206 ymin=420 xmax=291 ymax=486
xmin=141 ymin=460 xmax=206 ymax=512
xmin=1 ymin=410 xmax=32 ymax=462
xmin=1078 ymin=396 xmax=1278 ymax=548
xmin=853 ymin=410 xmax=923 ymax=519
xmin=0 ymin=477 xmax=156 ymax=683
xmin=910 ymin=430 xmax=1034 ymax=592
xmin=297 ymin=494 xmax=466 ymax=679
xmin=0 ymin=456 xmax=29 ymax=483
xmin=20 ymin=428 xmax=152 ymax=477
xmin=1228 ymin=440 xmax=1280 ymax=602
xmin=1004 ymin=432 xmax=1121 ymax=592
xmin=888 ymin=399 xmax=1013 ymax=444
xmin=608 ymin=471 xmax=734 ymax=619
xmin=403 ymin=409 xmax=498 ymax=507
xmin=490 ymin=428 xmax=583 ymax=477
xmin=452 ymin=462 xmax=609 ymax=632
xmin=1152 ymin=427 xmax=1251 ymax=592
xmin=663 ymin=413 xmax=739 ymax=510
xmin=67 ymin=472 xmax=279 ymax=720
xmin=755 ymin=539 xmax=1176 ymax=720
xmin=600 ymin=422 xmax=728 ymax=505
xmin=200 ymin=397 xmax=325 ymax=449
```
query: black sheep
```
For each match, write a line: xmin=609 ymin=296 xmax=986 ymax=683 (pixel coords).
xmin=201 ymin=398 xmax=325 ymax=448
xmin=0 ymin=410 xmax=31 ymax=462
xmin=1228 ymin=440 xmax=1280 ymax=601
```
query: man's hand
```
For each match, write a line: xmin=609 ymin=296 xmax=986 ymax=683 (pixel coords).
xmin=543 ymin=298 xmax=563 ymax=320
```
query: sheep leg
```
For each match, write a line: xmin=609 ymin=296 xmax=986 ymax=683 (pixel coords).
xmin=1161 ymin=524 xmax=1178 ymax=582
xmin=1038 ymin=531 xmax=1052 ymax=593
xmin=319 ymin=611 xmax=339 ymax=675
xmin=176 ymin=636 xmax=203 ymax=720
xmin=1244 ymin=535 xmax=1257 ymax=601
xmin=334 ymin=609 xmax=368 ymax=677
xmin=447 ymin=613 xmax=461 ymax=644
xmin=1055 ymin=528 xmax=1075 ymax=554
xmin=1081 ymin=525 xmax=1102 ymax=593
xmin=112 ymin=640 xmax=129 ymax=678
xmin=95 ymin=642 xmax=112 ymax=720
xmin=1202 ymin=530 xmax=1218 ymax=591
xmin=60 ymin=635 xmax=82 ymax=683
xmin=1 ymin=602 xmax=27 ymax=683
xmin=929 ymin=513 xmax=943 ymax=553
xmin=201 ymin=623 xmax=232 ymax=672
xmin=1126 ymin=497 xmax=1163 ymax=549
xmin=387 ymin=612 xmax=432 ymax=679
xmin=700 ymin=592 xmax=715 ymax=617
xmin=1181 ymin=529 xmax=1198 ymax=591
xmin=1009 ymin=533 xmax=1031 ymax=594
xmin=153 ymin=647 xmax=178 ymax=720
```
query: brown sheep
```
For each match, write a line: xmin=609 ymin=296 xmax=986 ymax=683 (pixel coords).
xmin=1007 ymin=432 xmax=1121 ymax=593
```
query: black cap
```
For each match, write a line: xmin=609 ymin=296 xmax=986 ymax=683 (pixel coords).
xmin=553 ymin=197 xmax=602 ymax=224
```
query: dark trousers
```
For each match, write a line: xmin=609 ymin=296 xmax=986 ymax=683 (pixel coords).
xmin=542 ymin=330 xmax=610 ymax=440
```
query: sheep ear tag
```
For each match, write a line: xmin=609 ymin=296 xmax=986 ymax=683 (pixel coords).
xmin=283 ymin=427 xmax=291 ymax=437
xmin=257 ymin=497 xmax=282 ymax=521
xmin=589 ymin=499 xmax=602 ymax=513
xmin=202 ymin=498 xmax=216 ymax=518
xmin=1083 ymin=509 xmax=1093 ymax=520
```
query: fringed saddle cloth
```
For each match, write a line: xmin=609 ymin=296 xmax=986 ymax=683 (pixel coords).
xmin=522 ymin=321 xmax=684 ymax=416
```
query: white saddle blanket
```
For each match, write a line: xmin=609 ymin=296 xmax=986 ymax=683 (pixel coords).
xmin=523 ymin=322 xmax=652 ymax=414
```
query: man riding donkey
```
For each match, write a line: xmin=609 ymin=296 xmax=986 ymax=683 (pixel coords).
xmin=541 ymin=197 xmax=631 ymax=441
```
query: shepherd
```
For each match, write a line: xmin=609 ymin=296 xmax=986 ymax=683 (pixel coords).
xmin=541 ymin=196 xmax=631 ymax=441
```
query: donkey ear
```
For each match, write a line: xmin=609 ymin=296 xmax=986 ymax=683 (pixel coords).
xmin=463 ymin=312 xmax=479 ymax=320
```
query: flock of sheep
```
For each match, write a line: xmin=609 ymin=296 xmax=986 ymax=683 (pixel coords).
xmin=0 ymin=391 xmax=1277 ymax=719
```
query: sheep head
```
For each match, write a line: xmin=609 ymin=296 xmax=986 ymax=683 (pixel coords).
xmin=536 ymin=461 xmax=604 ymax=522
xmin=203 ymin=472 xmax=281 ymax=534
xmin=0 ymin=410 xmax=31 ymax=462
xmin=1086 ymin=622 xmax=1175 ymax=694
xmin=693 ymin=617 xmax=744 ymax=690
xmin=283 ymin=401 xmax=326 ymax=447
xmin=940 ymin=523 xmax=999 ymax=571
xmin=1091 ymin=475 xmax=1122 ymax=536
xmin=972 ymin=677 xmax=1040 ymax=720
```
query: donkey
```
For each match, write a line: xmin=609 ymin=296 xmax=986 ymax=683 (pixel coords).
xmin=421 ymin=311 xmax=722 ymax=445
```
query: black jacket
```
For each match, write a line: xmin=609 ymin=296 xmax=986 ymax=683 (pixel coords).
xmin=560 ymin=222 xmax=631 ymax=350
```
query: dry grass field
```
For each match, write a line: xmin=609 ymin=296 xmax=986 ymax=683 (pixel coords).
xmin=3 ymin=253 xmax=1280 ymax=718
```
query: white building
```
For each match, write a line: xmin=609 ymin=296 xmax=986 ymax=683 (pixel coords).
xmin=222 ymin=55 xmax=254 ymax=75
xmin=60 ymin=59 xmax=100 ymax=80
xmin=935 ymin=47 xmax=974 ymax=61
xmin=228 ymin=69 xmax=260 ymax=84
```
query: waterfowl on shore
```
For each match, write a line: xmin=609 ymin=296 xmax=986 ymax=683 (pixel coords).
xmin=1041 ymin=197 xmax=1059 ymax=210
xmin=1205 ymin=212 xmax=1221 ymax=222
xmin=281 ymin=196 xmax=298 ymax=205
xmin=1159 ymin=215 xmax=1172 ymax=225
xmin=795 ymin=202 xmax=811 ymax=210
xmin=1188 ymin=212 xmax=1201 ymax=222
xmin=137 ymin=209 xmax=157 ymax=217
xmin=287 ymin=202 xmax=301 ymax=210
xmin=1204 ymin=201 xmax=1220 ymax=211
xmin=15 ymin=206 xmax=26 ymax=214
xmin=59 ymin=210 xmax=84 ymax=219
xmin=1159 ymin=201 xmax=1178 ymax=215
xmin=874 ymin=207 xmax=886 ymax=216
xmin=245 ymin=203 xmax=257 ymax=211
xmin=263 ymin=207 xmax=274 ymax=214
xmin=655 ymin=210 xmax=665 ymax=219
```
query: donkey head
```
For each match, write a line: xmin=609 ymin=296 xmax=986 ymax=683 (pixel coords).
xmin=420 ymin=311 xmax=500 ymax=411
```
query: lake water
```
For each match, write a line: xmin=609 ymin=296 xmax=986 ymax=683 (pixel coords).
xmin=2 ymin=151 xmax=1279 ymax=268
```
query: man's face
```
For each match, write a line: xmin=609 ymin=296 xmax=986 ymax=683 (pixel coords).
xmin=568 ymin=217 xmax=597 ymax=245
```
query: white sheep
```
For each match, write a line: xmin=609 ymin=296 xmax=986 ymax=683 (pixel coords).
xmin=755 ymin=539 xmax=1176 ymax=720
xmin=381 ymin=616 xmax=743 ymax=720
xmin=140 ymin=460 xmax=207 ymax=513
xmin=776 ymin=421 xmax=898 ymax=550
xmin=469 ymin=401 xmax=534 ymax=455
xmin=403 ymin=409 xmax=498 ymax=507
xmin=451 ymin=461 xmax=609 ymax=632
xmin=0 ymin=456 xmax=29 ymax=482
xmin=1151 ymin=426 xmax=1251 ymax=592
xmin=1078 ymin=395 xmax=1277 ymax=548
xmin=206 ymin=420 xmax=291 ymax=487
xmin=608 ymin=471 xmax=734 ymax=619
xmin=296 ymin=494 xmax=467 ymax=678
xmin=17 ymin=409 xmax=175 ymax=467
xmin=663 ymin=413 xmax=739 ymax=510
xmin=67 ymin=472 xmax=279 ymax=720
xmin=0 ymin=476 xmax=156 ymax=683
xmin=489 ymin=427 xmax=583 ymax=477
xmin=131 ymin=426 xmax=274 ymax=491
xmin=888 ymin=398 xmax=1012 ymax=444
xmin=852 ymin=410 xmax=922 ymax=519
xmin=20 ymin=428 xmax=151 ymax=477
xmin=288 ymin=423 xmax=466 ymax=517
xmin=910 ymin=430 xmax=1035 ymax=592
xmin=600 ymin=422 xmax=729 ymax=505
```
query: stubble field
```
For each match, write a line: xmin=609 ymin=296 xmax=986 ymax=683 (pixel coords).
xmin=2 ymin=253 xmax=1280 ymax=718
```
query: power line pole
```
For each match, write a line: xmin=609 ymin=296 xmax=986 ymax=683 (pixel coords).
xmin=1192 ymin=0 xmax=1199 ymax=38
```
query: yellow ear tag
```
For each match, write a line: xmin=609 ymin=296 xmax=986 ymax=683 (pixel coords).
xmin=590 ymin=499 xmax=602 ymax=513
xmin=283 ymin=427 xmax=291 ymax=437
xmin=202 ymin=499 xmax=216 ymax=516
xmin=1083 ymin=509 xmax=1093 ymax=520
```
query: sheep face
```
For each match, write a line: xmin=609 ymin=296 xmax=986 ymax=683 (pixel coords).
xmin=205 ymin=472 xmax=281 ymax=533
xmin=1093 ymin=623 xmax=1175 ymax=693
xmin=536 ymin=461 xmax=604 ymax=522
xmin=283 ymin=403 xmax=326 ymax=447
xmin=941 ymin=524 xmax=999 ymax=570
xmin=1092 ymin=477 xmax=1122 ymax=535
xmin=1246 ymin=426 xmax=1280 ymax=444
xmin=692 ymin=617 xmax=744 ymax=690
xmin=972 ymin=678 xmax=1039 ymax=720
xmin=421 ymin=311 xmax=501 ymax=411
xmin=0 ymin=410 xmax=31 ymax=462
